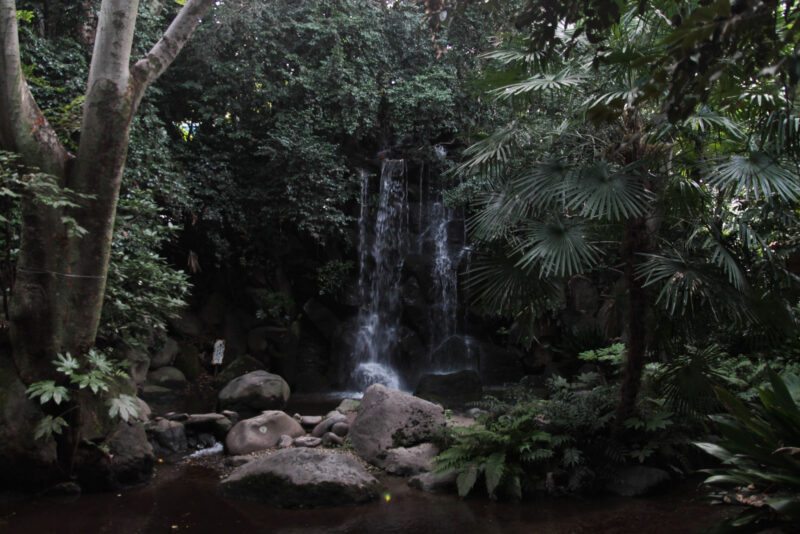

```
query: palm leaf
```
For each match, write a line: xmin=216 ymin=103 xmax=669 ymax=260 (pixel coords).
xmin=454 ymin=121 xmax=531 ymax=177
xmin=566 ymin=162 xmax=652 ymax=221
xmin=466 ymin=248 xmax=559 ymax=316
xmin=469 ymin=182 xmax=530 ymax=241
xmin=510 ymin=159 xmax=572 ymax=211
xmin=683 ymin=107 xmax=745 ymax=140
xmin=514 ymin=217 xmax=600 ymax=278
xmin=489 ymin=69 xmax=586 ymax=100
xmin=701 ymin=226 xmax=748 ymax=291
xmin=636 ymin=251 xmax=737 ymax=319
xmin=706 ymin=152 xmax=800 ymax=202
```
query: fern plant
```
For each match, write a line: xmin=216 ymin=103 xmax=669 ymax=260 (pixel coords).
xmin=434 ymin=373 xmax=623 ymax=499
xmin=26 ymin=349 xmax=140 ymax=442
xmin=433 ymin=402 xmax=570 ymax=500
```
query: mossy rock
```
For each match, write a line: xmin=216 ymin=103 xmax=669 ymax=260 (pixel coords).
xmin=174 ymin=344 xmax=202 ymax=381
xmin=215 ymin=354 xmax=264 ymax=386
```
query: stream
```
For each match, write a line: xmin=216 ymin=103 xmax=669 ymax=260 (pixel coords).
xmin=1 ymin=462 xmax=734 ymax=534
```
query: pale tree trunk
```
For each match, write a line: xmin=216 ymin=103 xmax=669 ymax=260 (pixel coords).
xmin=0 ymin=0 xmax=215 ymax=384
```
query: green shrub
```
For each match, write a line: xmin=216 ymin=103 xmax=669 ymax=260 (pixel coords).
xmin=695 ymin=369 xmax=800 ymax=531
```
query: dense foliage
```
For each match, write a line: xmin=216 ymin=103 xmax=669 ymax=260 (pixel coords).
xmin=156 ymin=0 xmax=489 ymax=291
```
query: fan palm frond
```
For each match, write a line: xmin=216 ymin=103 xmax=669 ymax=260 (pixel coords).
xmin=454 ymin=121 xmax=530 ymax=176
xmin=467 ymin=248 xmax=559 ymax=317
xmin=660 ymin=175 xmax=710 ymax=219
xmin=707 ymin=152 xmax=800 ymax=202
xmin=683 ymin=107 xmax=745 ymax=140
xmin=700 ymin=226 xmax=749 ymax=292
xmin=510 ymin=159 xmax=572 ymax=210
xmin=655 ymin=344 xmax=729 ymax=417
xmin=489 ymin=69 xmax=587 ymax=100
xmin=469 ymin=180 xmax=534 ymax=241
xmin=480 ymin=48 xmax=547 ymax=68
xmin=637 ymin=251 xmax=753 ymax=323
xmin=566 ymin=162 xmax=652 ymax=221
xmin=514 ymin=217 xmax=600 ymax=278
xmin=757 ymin=108 xmax=800 ymax=159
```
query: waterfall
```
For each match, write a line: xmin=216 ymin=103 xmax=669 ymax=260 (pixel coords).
xmin=345 ymin=153 xmax=474 ymax=393
xmin=428 ymin=201 xmax=458 ymax=352
xmin=350 ymin=160 xmax=408 ymax=391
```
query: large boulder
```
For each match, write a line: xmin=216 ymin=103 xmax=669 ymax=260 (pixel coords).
xmin=0 ymin=355 xmax=58 ymax=491
xmin=606 ymin=466 xmax=671 ymax=497
xmin=77 ymin=421 xmax=154 ymax=491
xmin=214 ymin=355 xmax=264 ymax=386
xmin=414 ymin=370 xmax=483 ymax=406
xmin=169 ymin=311 xmax=203 ymax=338
xmin=218 ymin=448 xmax=382 ymax=507
xmin=225 ymin=411 xmax=304 ymax=455
xmin=123 ymin=347 xmax=150 ymax=387
xmin=349 ymin=384 xmax=445 ymax=466
xmin=224 ymin=312 xmax=248 ymax=358
xmin=184 ymin=413 xmax=233 ymax=441
xmin=151 ymin=337 xmax=179 ymax=369
xmin=382 ymin=443 xmax=438 ymax=476
xmin=146 ymin=366 xmax=187 ymax=390
xmin=146 ymin=418 xmax=187 ymax=454
xmin=336 ymin=398 xmax=360 ymax=413
xmin=218 ymin=370 xmax=290 ymax=414
xmin=173 ymin=345 xmax=202 ymax=381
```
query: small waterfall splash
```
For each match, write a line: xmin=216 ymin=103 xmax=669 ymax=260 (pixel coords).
xmin=350 ymin=160 xmax=408 ymax=390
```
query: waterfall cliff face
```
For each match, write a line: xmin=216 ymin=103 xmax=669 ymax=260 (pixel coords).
xmin=345 ymin=156 xmax=474 ymax=392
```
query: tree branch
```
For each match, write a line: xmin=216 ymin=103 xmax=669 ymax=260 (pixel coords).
xmin=85 ymin=0 xmax=139 ymax=98
xmin=0 ymin=0 xmax=71 ymax=177
xmin=130 ymin=0 xmax=215 ymax=94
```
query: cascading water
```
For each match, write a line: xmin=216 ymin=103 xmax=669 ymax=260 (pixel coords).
xmin=350 ymin=160 xmax=408 ymax=391
xmin=420 ymin=146 xmax=472 ymax=373
xmin=346 ymin=152 xmax=475 ymax=393
xmin=427 ymin=200 xmax=460 ymax=361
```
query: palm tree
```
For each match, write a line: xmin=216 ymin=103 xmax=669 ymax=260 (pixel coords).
xmin=456 ymin=1 xmax=800 ymax=422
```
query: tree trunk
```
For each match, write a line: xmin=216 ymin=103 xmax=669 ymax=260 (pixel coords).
xmin=1 ymin=0 xmax=214 ymax=396
xmin=616 ymin=216 xmax=650 ymax=424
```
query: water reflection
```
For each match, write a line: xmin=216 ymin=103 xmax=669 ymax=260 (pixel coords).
xmin=1 ymin=463 xmax=733 ymax=534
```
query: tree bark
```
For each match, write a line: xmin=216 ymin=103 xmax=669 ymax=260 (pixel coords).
xmin=616 ymin=216 xmax=650 ymax=424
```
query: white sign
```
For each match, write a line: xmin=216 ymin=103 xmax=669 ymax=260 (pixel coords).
xmin=212 ymin=339 xmax=225 ymax=365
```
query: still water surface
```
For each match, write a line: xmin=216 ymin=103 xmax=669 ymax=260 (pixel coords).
xmin=1 ymin=462 xmax=733 ymax=534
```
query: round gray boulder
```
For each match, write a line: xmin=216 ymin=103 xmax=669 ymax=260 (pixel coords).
xmin=146 ymin=366 xmax=187 ymax=390
xmin=218 ymin=448 xmax=382 ymax=507
xmin=218 ymin=370 xmax=290 ymax=414
xmin=225 ymin=411 xmax=304 ymax=455
xmin=382 ymin=443 xmax=438 ymax=476
xmin=349 ymin=384 xmax=445 ymax=467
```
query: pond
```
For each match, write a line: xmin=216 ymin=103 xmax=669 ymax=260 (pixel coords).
xmin=1 ymin=461 xmax=734 ymax=534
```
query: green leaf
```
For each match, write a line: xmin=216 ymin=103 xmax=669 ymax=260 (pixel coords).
xmin=26 ymin=380 xmax=70 ymax=405
xmin=34 ymin=415 xmax=68 ymax=441
xmin=707 ymin=152 xmax=800 ymax=202
xmin=484 ymin=452 xmax=506 ymax=497
xmin=53 ymin=352 xmax=79 ymax=375
xmin=514 ymin=217 xmax=600 ymax=278
xmin=107 ymin=394 xmax=140 ymax=423
xmin=456 ymin=467 xmax=479 ymax=498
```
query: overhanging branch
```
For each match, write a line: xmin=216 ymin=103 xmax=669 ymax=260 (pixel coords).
xmin=131 ymin=0 xmax=215 ymax=94
xmin=0 ymin=0 xmax=71 ymax=177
